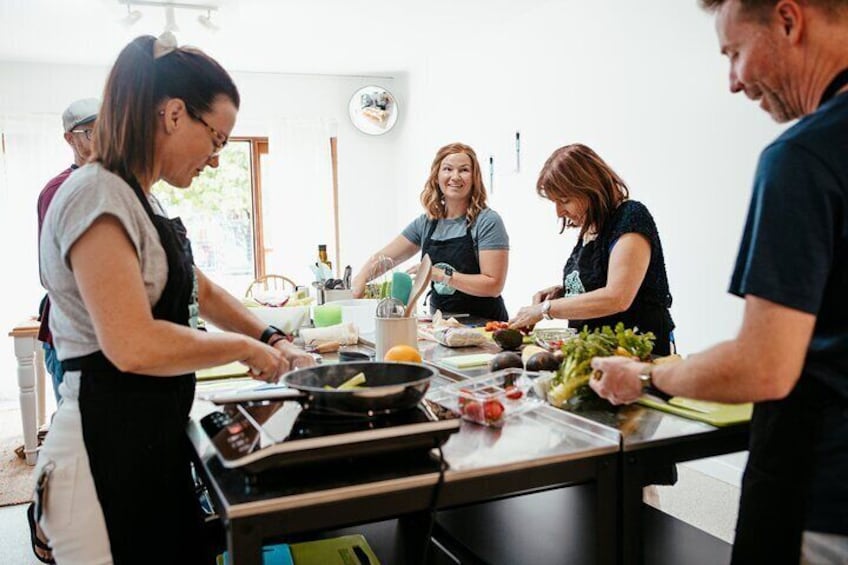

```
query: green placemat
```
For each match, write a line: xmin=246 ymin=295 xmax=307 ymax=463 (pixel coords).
xmin=638 ymin=394 xmax=752 ymax=427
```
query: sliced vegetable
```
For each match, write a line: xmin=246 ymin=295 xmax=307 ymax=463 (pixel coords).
xmin=337 ymin=372 xmax=366 ymax=390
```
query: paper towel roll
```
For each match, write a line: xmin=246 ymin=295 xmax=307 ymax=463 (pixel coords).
xmin=299 ymin=322 xmax=359 ymax=345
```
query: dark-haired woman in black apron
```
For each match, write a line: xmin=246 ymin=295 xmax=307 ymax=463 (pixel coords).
xmin=61 ymin=177 xmax=211 ymax=564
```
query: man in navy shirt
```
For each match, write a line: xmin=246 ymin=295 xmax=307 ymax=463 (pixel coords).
xmin=589 ymin=1 xmax=848 ymax=562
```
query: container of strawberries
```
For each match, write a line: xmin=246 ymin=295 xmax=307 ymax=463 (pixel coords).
xmin=440 ymin=369 xmax=544 ymax=427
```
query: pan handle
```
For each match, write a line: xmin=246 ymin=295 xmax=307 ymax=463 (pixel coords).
xmin=207 ymin=388 xmax=306 ymax=405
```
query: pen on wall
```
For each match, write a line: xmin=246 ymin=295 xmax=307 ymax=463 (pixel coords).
xmin=489 ymin=155 xmax=494 ymax=194
xmin=515 ymin=131 xmax=521 ymax=173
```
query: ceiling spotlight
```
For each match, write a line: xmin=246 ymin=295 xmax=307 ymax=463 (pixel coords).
xmin=120 ymin=3 xmax=143 ymax=26
xmin=198 ymin=9 xmax=219 ymax=31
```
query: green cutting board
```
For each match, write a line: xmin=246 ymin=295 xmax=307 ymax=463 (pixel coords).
xmin=638 ymin=395 xmax=752 ymax=426
xmin=440 ymin=353 xmax=494 ymax=369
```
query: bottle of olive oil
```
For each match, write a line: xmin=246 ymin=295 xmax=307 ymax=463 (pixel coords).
xmin=317 ymin=244 xmax=332 ymax=270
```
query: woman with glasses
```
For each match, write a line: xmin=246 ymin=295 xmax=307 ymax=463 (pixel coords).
xmin=31 ymin=33 xmax=315 ymax=564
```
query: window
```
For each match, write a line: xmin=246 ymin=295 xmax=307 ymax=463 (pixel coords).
xmin=154 ymin=138 xmax=268 ymax=298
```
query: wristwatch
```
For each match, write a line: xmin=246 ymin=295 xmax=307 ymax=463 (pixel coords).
xmin=259 ymin=325 xmax=289 ymax=345
xmin=540 ymin=299 xmax=553 ymax=320
xmin=442 ymin=265 xmax=454 ymax=286
xmin=638 ymin=363 xmax=654 ymax=389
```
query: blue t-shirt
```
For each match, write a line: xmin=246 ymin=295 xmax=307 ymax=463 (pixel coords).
xmin=401 ymin=208 xmax=510 ymax=254
xmin=729 ymin=93 xmax=848 ymax=400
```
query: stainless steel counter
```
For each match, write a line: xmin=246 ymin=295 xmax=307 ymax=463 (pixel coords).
xmin=189 ymin=334 xmax=748 ymax=565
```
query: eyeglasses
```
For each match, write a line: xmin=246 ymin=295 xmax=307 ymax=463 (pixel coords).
xmin=187 ymin=110 xmax=228 ymax=157
xmin=71 ymin=128 xmax=94 ymax=141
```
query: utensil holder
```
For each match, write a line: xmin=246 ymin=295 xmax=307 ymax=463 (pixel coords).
xmin=374 ymin=316 xmax=418 ymax=361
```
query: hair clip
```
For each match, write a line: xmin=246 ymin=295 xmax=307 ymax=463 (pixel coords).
xmin=153 ymin=31 xmax=178 ymax=59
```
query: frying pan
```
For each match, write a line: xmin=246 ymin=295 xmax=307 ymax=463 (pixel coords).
xmin=272 ymin=361 xmax=436 ymax=415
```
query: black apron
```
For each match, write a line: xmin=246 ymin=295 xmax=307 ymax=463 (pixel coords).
xmin=63 ymin=178 xmax=210 ymax=564
xmin=732 ymin=69 xmax=848 ymax=564
xmin=421 ymin=218 xmax=508 ymax=321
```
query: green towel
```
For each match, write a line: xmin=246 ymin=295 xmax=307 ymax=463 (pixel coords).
xmin=290 ymin=534 xmax=380 ymax=565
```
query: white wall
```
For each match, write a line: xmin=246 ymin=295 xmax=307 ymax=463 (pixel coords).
xmin=0 ymin=61 xmax=406 ymax=399
xmin=0 ymin=1 xmax=786 ymax=399
xmin=397 ymin=0 xmax=784 ymax=356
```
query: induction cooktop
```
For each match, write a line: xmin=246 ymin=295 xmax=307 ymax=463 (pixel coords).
xmin=200 ymin=400 xmax=460 ymax=473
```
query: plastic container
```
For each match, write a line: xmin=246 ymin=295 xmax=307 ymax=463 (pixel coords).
xmin=437 ymin=369 xmax=545 ymax=427
xmin=333 ymin=299 xmax=380 ymax=334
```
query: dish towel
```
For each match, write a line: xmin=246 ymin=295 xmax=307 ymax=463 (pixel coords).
xmin=300 ymin=322 xmax=359 ymax=345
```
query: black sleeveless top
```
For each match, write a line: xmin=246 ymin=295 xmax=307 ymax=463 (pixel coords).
xmin=562 ymin=200 xmax=675 ymax=355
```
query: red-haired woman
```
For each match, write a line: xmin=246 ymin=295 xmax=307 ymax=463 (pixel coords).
xmin=510 ymin=144 xmax=675 ymax=355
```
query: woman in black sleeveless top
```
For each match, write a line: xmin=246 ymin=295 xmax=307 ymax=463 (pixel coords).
xmin=509 ymin=144 xmax=675 ymax=355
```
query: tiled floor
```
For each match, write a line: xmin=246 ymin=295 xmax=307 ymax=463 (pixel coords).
xmin=0 ymin=503 xmax=41 ymax=564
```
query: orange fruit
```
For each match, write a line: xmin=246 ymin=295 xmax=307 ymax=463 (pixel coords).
xmin=383 ymin=344 xmax=422 ymax=363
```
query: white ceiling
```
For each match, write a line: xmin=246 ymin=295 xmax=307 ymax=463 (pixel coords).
xmin=0 ymin=0 xmax=550 ymax=76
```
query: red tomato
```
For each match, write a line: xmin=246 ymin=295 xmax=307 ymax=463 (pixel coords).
xmin=462 ymin=401 xmax=484 ymax=422
xmin=483 ymin=400 xmax=505 ymax=422
xmin=505 ymin=386 xmax=523 ymax=400
xmin=458 ymin=388 xmax=473 ymax=407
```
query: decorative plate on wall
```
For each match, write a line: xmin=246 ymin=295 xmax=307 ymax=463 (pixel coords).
xmin=348 ymin=85 xmax=398 ymax=135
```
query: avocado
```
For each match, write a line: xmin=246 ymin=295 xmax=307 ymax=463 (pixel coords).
xmin=489 ymin=351 xmax=523 ymax=372
xmin=492 ymin=328 xmax=523 ymax=351
xmin=525 ymin=351 xmax=560 ymax=372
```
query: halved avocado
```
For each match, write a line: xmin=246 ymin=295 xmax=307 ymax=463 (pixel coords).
xmin=525 ymin=351 xmax=560 ymax=372
xmin=489 ymin=351 xmax=523 ymax=372
xmin=493 ymin=329 xmax=523 ymax=351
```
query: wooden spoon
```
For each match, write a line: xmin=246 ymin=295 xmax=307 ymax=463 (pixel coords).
xmin=405 ymin=254 xmax=432 ymax=317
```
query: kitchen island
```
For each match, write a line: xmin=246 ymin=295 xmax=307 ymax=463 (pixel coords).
xmin=188 ymin=335 xmax=748 ymax=564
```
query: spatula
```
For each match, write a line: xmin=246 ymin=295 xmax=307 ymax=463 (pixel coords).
xmin=405 ymin=254 xmax=432 ymax=317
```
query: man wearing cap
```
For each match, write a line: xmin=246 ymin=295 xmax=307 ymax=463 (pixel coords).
xmin=37 ymin=97 xmax=99 ymax=403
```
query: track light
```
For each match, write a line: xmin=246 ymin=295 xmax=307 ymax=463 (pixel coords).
xmin=116 ymin=1 xmax=220 ymax=31
xmin=198 ymin=9 xmax=219 ymax=31
xmin=120 ymin=3 xmax=143 ymax=26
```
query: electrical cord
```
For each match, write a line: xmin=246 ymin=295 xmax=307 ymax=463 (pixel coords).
xmin=420 ymin=443 xmax=448 ymax=565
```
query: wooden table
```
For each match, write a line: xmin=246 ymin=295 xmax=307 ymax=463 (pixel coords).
xmin=8 ymin=318 xmax=47 ymax=465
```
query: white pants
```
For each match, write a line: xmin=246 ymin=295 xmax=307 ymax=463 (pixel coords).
xmin=34 ymin=370 xmax=112 ymax=564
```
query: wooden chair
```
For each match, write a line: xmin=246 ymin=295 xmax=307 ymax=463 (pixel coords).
xmin=244 ymin=274 xmax=298 ymax=299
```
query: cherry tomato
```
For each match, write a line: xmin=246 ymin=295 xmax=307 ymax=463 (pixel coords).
xmin=483 ymin=399 xmax=505 ymax=422
xmin=505 ymin=385 xmax=523 ymax=400
xmin=462 ymin=401 xmax=484 ymax=422
xmin=457 ymin=388 xmax=473 ymax=407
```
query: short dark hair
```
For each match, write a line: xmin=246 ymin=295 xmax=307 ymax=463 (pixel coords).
xmin=94 ymin=35 xmax=240 ymax=185
xmin=700 ymin=0 xmax=848 ymax=18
